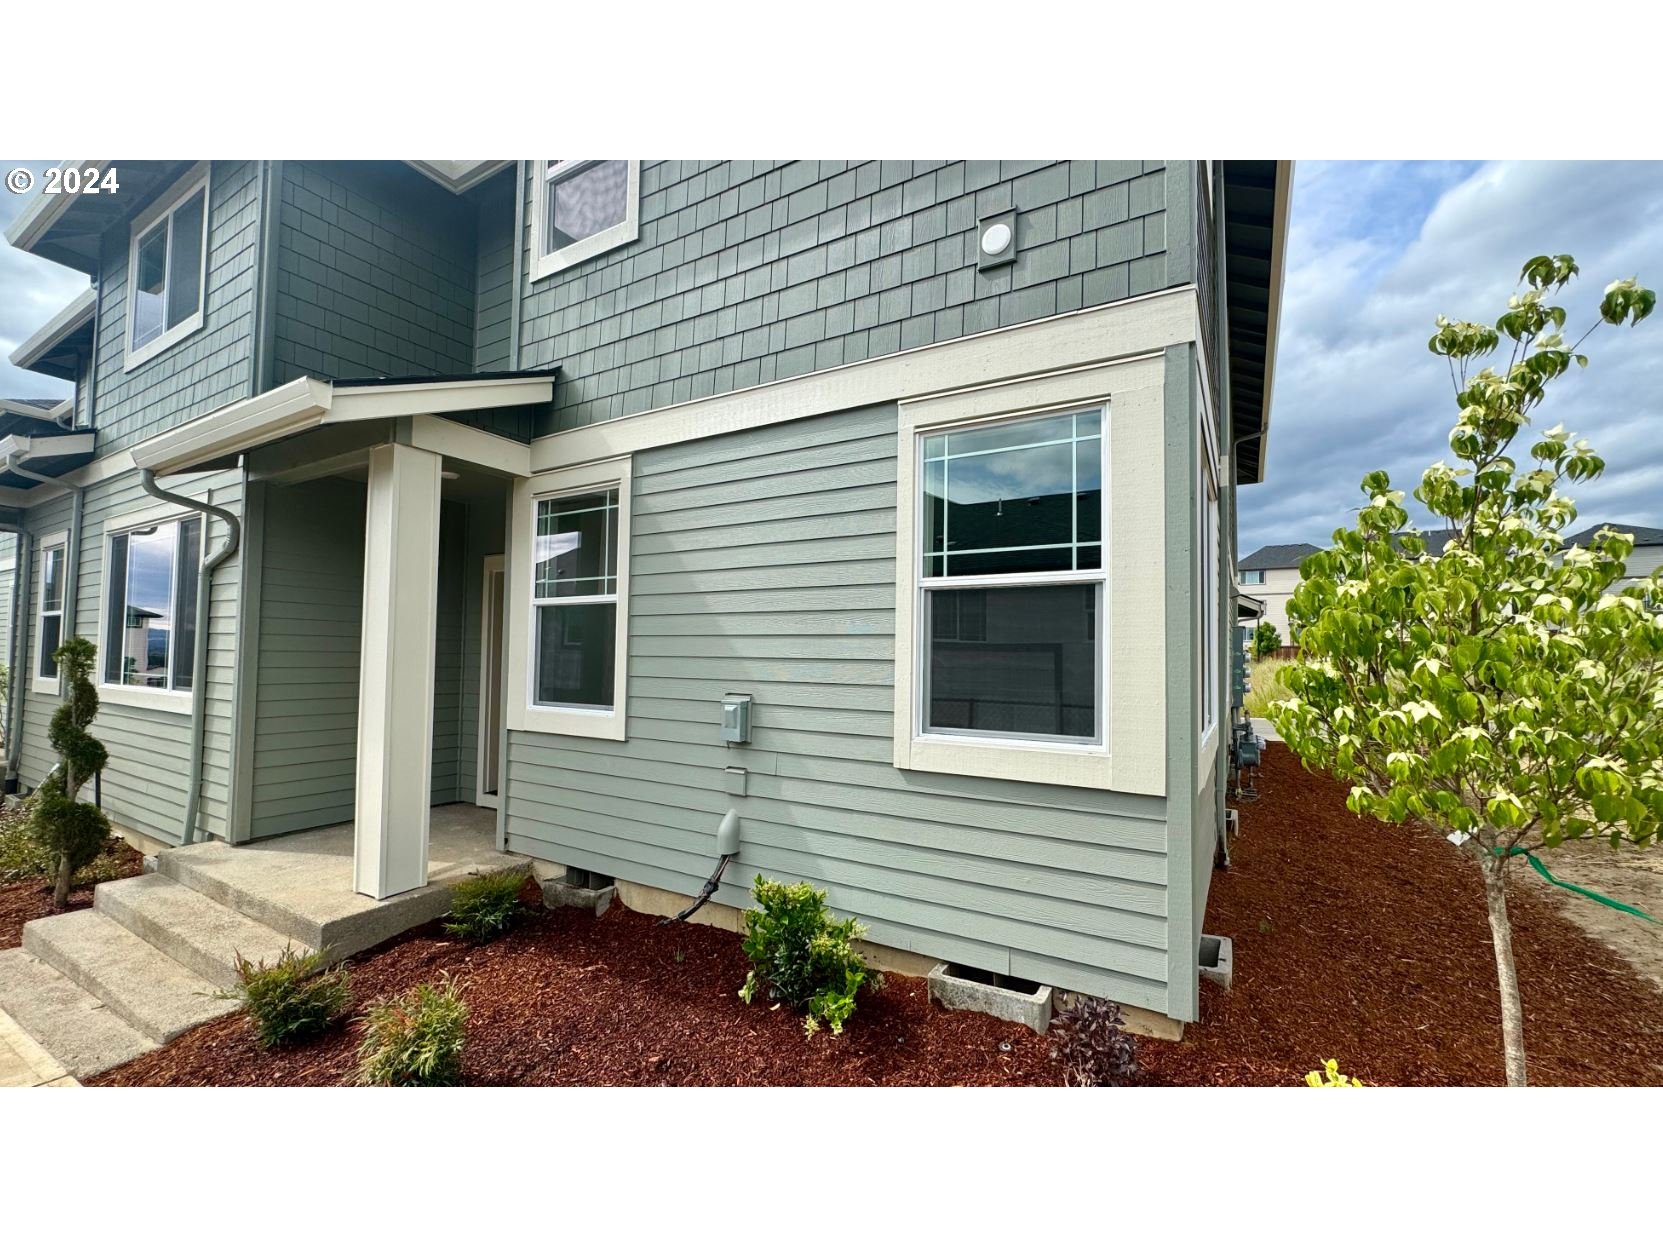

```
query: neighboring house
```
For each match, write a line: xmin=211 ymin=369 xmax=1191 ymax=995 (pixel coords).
xmin=2 ymin=159 xmax=1289 ymax=1027
xmin=1236 ymin=542 xmax=1318 ymax=645
xmin=1564 ymin=522 xmax=1663 ymax=586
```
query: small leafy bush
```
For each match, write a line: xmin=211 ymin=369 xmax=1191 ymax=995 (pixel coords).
xmin=227 ymin=946 xmax=351 ymax=1049
xmin=357 ymin=975 xmax=468 ymax=1087
xmin=1252 ymin=621 xmax=1282 ymax=658
xmin=1050 ymin=994 xmax=1139 ymax=1087
xmin=1305 ymin=1059 xmax=1365 ymax=1087
xmin=737 ymin=875 xmax=874 ymax=1036
xmin=443 ymin=868 xmax=529 ymax=942
xmin=0 ymin=811 xmax=53 ymax=883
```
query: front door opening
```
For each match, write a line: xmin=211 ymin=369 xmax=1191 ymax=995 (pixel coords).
xmin=477 ymin=554 xmax=505 ymax=808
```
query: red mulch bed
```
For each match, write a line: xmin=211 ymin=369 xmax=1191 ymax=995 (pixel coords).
xmin=1138 ymin=744 xmax=1663 ymax=1087
xmin=86 ymin=747 xmax=1663 ymax=1087
xmin=0 ymin=842 xmax=144 ymax=951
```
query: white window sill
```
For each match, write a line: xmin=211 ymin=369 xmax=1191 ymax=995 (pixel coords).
xmin=124 ymin=313 xmax=204 ymax=372
xmin=30 ymin=674 xmax=61 ymax=698
xmin=897 ymin=733 xmax=1115 ymax=790
xmin=98 ymin=683 xmax=192 ymax=714
xmin=528 ymin=220 xmax=639 ymax=284
xmin=508 ymin=702 xmax=626 ymax=742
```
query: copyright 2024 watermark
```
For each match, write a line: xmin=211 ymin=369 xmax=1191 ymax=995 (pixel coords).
xmin=6 ymin=165 xmax=121 ymax=195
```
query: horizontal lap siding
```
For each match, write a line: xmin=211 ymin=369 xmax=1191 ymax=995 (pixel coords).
xmin=504 ymin=405 xmax=1172 ymax=1010
xmin=19 ymin=470 xmax=243 ymax=845
xmin=249 ymin=478 xmax=364 ymax=837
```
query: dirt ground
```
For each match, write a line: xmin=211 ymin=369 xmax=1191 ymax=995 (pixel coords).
xmin=1518 ymin=839 xmax=1663 ymax=993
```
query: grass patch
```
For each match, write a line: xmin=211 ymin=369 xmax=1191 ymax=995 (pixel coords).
xmin=1243 ymin=656 xmax=1295 ymax=720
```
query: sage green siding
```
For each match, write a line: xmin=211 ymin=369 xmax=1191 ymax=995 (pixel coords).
xmin=0 ymin=534 xmax=15 ymax=675
xmin=18 ymin=469 xmax=244 ymax=845
xmin=502 ymin=404 xmax=1173 ymax=1012
xmin=248 ymin=477 xmax=364 ymax=838
xmin=91 ymin=161 xmax=262 ymax=454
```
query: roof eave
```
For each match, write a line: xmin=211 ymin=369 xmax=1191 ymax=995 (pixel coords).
xmin=1252 ymin=161 xmax=1294 ymax=486
xmin=9 ymin=287 xmax=97 ymax=378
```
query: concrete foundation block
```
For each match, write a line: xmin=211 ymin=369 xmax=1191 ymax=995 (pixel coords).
xmin=927 ymin=963 xmax=1053 ymax=1035
xmin=1199 ymin=934 xmax=1234 ymax=991
xmin=542 ymin=880 xmax=617 ymax=916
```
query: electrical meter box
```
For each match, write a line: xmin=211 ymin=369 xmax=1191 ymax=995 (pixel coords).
xmin=721 ymin=694 xmax=753 ymax=744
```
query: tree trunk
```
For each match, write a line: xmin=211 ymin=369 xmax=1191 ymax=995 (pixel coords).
xmin=52 ymin=851 xmax=73 ymax=912
xmin=1481 ymin=853 xmax=1528 ymax=1086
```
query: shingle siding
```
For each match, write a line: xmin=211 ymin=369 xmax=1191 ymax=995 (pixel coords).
xmin=516 ymin=160 xmax=1182 ymax=433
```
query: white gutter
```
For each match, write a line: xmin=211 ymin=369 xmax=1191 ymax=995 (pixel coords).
xmin=8 ymin=287 xmax=96 ymax=373
xmin=2 ymin=161 xmax=113 ymax=253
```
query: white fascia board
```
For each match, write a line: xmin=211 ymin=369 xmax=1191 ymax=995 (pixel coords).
xmin=8 ymin=287 xmax=96 ymax=372
xmin=1250 ymin=160 xmax=1295 ymax=486
xmin=326 ymin=375 xmax=554 ymax=423
xmin=0 ymin=431 xmax=96 ymax=462
xmin=130 ymin=376 xmax=333 ymax=473
xmin=405 ymin=160 xmax=513 ymax=194
xmin=530 ymin=287 xmax=1203 ymax=472
xmin=408 ymin=415 xmax=531 ymax=476
xmin=3 ymin=161 xmax=112 ymax=252
xmin=0 ymin=400 xmax=68 ymax=423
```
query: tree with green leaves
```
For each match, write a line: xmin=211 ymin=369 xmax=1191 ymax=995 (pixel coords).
xmin=1269 ymin=256 xmax=1659 ymax=1086
xmin=1253 ymin=621 xmax=1282 ymax=659
xmin=27 ymin=636 xmax=112 ymax=911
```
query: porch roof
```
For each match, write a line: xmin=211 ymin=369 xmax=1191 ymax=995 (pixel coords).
xmin=9 ymin=288 xmax=96 ymax=381
xmin=0 ymin=428 xmax=96 ymax=489
xmin=130 ymin=369 xmax=558 ymax=475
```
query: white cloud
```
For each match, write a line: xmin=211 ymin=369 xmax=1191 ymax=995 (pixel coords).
xmin=1241 ymin=160 xmax=1663 ymax=555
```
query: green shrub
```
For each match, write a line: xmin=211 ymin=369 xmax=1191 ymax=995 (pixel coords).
xmin=30 ymin=637 xmax=113 ymax=910
xmin=442 ymin=868 xmax=529 ymax=942
xmin=737 ymin=875 xmax=874 ymax=1036
xmin=226 ymin=946 xmax=352 ymax=1049
xmin=1252 ymin=621 xmax=1282 ymax=658
xmin=0 ymin=810 xmax=53 ymax=883
xmin=357 ymin=975 xmax=468 ymax=1087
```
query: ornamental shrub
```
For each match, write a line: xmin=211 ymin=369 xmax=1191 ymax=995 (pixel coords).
xmin=227 ymin=945 xmax=352 ymax=1049
xmin=737 ymin=875 xmax=875 ymax=1036
xmin=443 ymin=868 xmax=529 ymax=942
xmin=357 ymin=975 xmax=468 ymax=1087
xmin=1050 ymin=994 xmax=1139 ymax=1087
xmin=27 ymin=637 xmax=112 ymax=910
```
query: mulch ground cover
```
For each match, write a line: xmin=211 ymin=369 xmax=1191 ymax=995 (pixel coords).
xmin=1137 ymin=744 xmax=1663 ymax=1087
xmin=0 ymin=842 xmax=144 ymax=951
xmin=88 ymin=746 xmax=1663 ymax=1086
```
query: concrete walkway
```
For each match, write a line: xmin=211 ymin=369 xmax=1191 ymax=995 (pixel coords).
xmin=0 ymin=1005 xmax=76 ymax=1087
xmin=1252 ymin=716 xmax=1283 ymax=743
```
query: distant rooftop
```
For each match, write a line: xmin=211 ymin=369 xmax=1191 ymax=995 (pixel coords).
xmin=1564 ymin=522 xmax=1663 ymax=548
xmin=1239 ymin=542 xmax=1321 ymax=571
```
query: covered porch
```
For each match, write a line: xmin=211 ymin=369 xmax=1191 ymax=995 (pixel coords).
xmin=131 ymin=371 xmax=552 ymax=901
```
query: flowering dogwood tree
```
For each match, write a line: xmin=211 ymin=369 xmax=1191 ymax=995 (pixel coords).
xmin=1269 ymin=256 xmax=1660 ymax=1086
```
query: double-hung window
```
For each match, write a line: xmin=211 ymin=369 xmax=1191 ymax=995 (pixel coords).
xmin=531 ymin=490 xmax=619 ymax=710
xmin=102 ymin=516 xmax=202 ymax=701
xmin=125 ymin=163 xmax=210 ymax=370
xmin=918 ymin=407 xmax=1106 ymax=745
xmin=528 ymin=160 xmax=640 ymax=282
xmin=35 ymin=534 xmax=67 ymax=689
xmin=1240 ymin=568 xmax=1264 ymax=585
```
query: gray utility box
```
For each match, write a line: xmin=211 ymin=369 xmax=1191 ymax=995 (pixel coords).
xmin=721 ymin=693 xmax=753 ymax=743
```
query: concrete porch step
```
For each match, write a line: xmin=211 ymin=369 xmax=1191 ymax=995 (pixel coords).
xmin=0 ymin=948 xmax=156 ymax=1078
xmin=95 ymin=872 xmax=310 ymax=992
xmin=23 ymin=910 xmax=238 ymax=1044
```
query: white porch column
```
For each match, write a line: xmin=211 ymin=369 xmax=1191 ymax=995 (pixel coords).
xmin=353 ymin=442 xmax=442 ymax=899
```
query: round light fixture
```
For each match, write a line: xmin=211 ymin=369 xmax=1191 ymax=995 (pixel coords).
xmin=980 ymin=221 xmax=1012 ymax=255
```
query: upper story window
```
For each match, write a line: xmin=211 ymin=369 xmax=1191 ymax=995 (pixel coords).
xmin=919 ymin=408 xmax=1106 ymax=746
xmin=528 ymin=160 xmax=640 ymax=282
xmin=101 ymin=515 xmax=202 ymax=706
xmin=125 ymin=163 xmax=210 ymax=371
xmin=1240 ymin=568 xmax=1265 ymax=585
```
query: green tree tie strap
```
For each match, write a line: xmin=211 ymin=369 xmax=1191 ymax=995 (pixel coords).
xmin=1502 ymin=846 xmax=1660 ymax=924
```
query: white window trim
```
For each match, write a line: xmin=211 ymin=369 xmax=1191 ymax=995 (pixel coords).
xmin=94 ymin=502 xmax=201 ymax=714
xmin=506 ymin=455 xmax=632 ymax=740
xmin=527 ymin=160 xmax=641 ymax=284
xmin=894 ymin=357 xmax=1169 ymax=796
xmin=32 ymin=530 xmax=68 ymax=696
xmin=124 ymin=162 xmax=211 ymax=372
xmin=1198 ymin=443 xmax=1220 ymax=752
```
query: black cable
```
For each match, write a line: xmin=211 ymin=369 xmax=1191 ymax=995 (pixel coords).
xmin=659 ymin=853 xmax=734 ymax=925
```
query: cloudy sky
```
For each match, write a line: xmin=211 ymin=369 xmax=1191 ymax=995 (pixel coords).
xmin=1242 ymin=160 xmax=1663 ymax=555
xmin=0 ymin=160 xmax=88 ymax=402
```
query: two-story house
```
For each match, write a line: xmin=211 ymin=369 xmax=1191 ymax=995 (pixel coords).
xmin=2 ymin=159 xmax=1288 ymax=1040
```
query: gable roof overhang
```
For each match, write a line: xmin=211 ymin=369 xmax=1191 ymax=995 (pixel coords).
xmin=10 ymin=287 xmax=96 ymax=381
xmin=0 ymin=429 xmax=97 ymax=489
xmin=1221 ymin=160 xmax=1293 ymax=487
xmin=405 ymin=160 xmax=514 ymax=194
xmin=129 ymin=370 xmax=558 ymax=475
xmin=4 ymin=161 xmax=198 ymax=274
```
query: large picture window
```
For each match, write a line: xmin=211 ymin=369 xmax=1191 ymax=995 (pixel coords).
xmin=103 ymin=516 xmax=202 ymax=694
xmin=918 ymin=408 xmax=1105 ymax=745
xmin=532 ymin=489 xmax=619 ymax=710
xmin=125 ymin=164 xmax=210 ymax=369
xmin=528 ymin=160 xmax=640 ymax=282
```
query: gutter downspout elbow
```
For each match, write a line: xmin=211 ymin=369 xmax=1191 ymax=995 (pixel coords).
xmin=139 ymin=468 xmax=242 ymax=845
